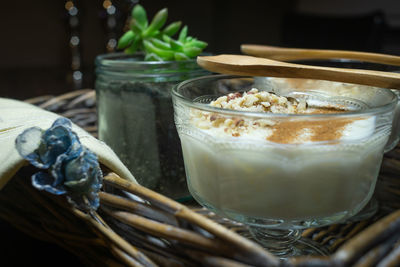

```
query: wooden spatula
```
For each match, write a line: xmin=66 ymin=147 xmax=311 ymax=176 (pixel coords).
xmin=241 ymin=44 xmax=400 ymax=66
xmin=197 ymin=54 xmax=400 ymax=89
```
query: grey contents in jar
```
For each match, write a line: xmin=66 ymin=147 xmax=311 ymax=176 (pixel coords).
xmin=97 ymin=80 xmax=187 ymax=199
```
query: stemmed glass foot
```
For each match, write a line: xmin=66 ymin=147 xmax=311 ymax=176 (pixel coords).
xmin=248 ymin=227 xmax=328 ymax=257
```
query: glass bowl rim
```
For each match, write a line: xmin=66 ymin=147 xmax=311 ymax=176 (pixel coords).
xmin=171 ymin=74 xmax=398 ymax=119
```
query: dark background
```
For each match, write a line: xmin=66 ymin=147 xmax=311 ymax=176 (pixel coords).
xmin=1 ymin=0 xmax=400 ymax=100
xmin=1 ymin=0 xmax=400 ymax=266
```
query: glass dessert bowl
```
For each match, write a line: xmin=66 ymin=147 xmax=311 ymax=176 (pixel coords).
xmin=172 ymin=75 xmax=398 ymax=256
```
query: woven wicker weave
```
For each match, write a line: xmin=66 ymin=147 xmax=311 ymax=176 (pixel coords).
xmin=1 ymin=89 xmax=400 ymax=266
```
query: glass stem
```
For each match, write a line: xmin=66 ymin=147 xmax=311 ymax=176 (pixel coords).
xmin=249 ymin=227 xmax=302 ymax=256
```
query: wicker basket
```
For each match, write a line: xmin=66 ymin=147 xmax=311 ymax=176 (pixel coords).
xmin=1 ymin=89 xmax=400 ymax=266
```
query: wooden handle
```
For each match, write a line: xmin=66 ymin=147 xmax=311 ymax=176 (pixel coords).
xmin=241 ymin=44 xmax=400 ymax=67
xmin=197 ymin=54 xmax=400 ymax=89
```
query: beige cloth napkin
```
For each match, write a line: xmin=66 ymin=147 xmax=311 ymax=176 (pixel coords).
xmin=0 ymin=97 xmax=137 ymax=190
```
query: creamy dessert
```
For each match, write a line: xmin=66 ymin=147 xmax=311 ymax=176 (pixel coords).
xmin=191 ymin=89 xmax=375 ymax=144
xmin=179 ymin=88 xmax=391 ymax=228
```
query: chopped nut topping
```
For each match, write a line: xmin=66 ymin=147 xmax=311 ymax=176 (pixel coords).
xmin=210 ymin=88 xmax=307 ymax=114
xmin=190 ymin=88 xmax=353 ymax=143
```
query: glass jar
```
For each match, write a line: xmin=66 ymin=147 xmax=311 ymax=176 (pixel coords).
xmin=95 ymin=53 xmax=209 ymax=200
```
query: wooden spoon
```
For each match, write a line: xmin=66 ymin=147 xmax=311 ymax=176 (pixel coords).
xmin=241 ymin=44 xmax=400 ymax=67
xmin=197 ymin=54 xmax=400 ymax=89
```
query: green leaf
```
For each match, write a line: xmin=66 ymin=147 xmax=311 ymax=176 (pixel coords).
xmin=187 ymin=39 xmax=208 ymax=49
xmin=132 ymin=4 xmax=148 ymax=29
xmin=117 ymin=31 xmax=135 ymax=49
xmin=183 ymin=46 xmax=202 ymax=58
xmin=144 ymin=53 xmax=163 ymax=61
xmin=124 ymin=35 xmax=141 ymax=54
xmin=178 ymin=25 xmax=188 ymax=42
xmin=124 ymin=45 xmax=136 ymax=55
xmin=119 ymin=5 xmax=207 ymax=61
xmin=174 ymin=52 xmax=190 ymax=61
xmin=143 ymin=8 xmax=168 ymax=37
xmin=162 ymin=34 xmax=172 ymax=43
xmin=130 ymin=19 xmax=143 ymax=34
xmin=169 ymin=39 xmax=183 ymax=51
xmin=149 ymin=38 xmax=171 ymax=50
xmin=147 ymin=30 xmax=161 ymax=38
xmin=143 ymin=40 xmax=174 ymax=60
xmin=163 ymin=21 xmax=182 ymax=36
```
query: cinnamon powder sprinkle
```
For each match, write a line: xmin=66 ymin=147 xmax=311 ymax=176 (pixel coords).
xmin=268 ymin=118 xmax=358 ymax=144
xmin=192 ymin=88 xmax=362 ymax=144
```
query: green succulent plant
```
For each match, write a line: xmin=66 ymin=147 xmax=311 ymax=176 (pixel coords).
xmin=117 ymin=4 xmax=208 ymax=61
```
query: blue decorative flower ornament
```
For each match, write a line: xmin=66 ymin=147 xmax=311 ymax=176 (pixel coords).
xmin=15 ymin=118 xmax=102 ymax=210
